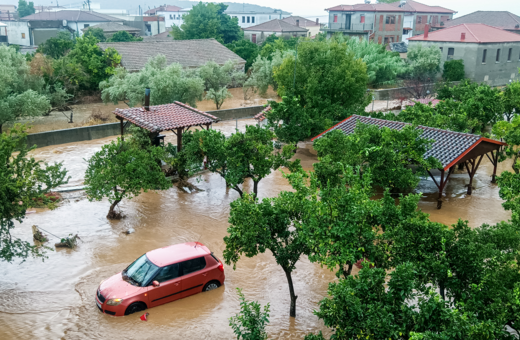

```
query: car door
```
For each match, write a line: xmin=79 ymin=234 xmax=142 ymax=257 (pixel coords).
xmin=146 ymin=263 xmax=182 ymax=308
xmin=180 ymin=257 xmax=207 ymax=299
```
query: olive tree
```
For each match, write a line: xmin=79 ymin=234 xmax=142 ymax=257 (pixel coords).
xmin=84 ymin=138 xmax=171 ymax=219
xmin=198 ymin=60 xmax=246 ymax=109
xmin=0 ymin=46 xmax=50 ymax=133
xmin=100 ymin=55 xmax=205 ymax=108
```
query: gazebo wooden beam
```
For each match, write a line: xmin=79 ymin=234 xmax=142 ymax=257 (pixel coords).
xmin=428 ymin=167 xmax=454 ymax=209
xmin=464 ymin=154 xmax=484 ymax=195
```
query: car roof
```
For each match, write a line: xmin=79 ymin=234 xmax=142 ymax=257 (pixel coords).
xmin=146 ymin=242 xmax=211 ymax=267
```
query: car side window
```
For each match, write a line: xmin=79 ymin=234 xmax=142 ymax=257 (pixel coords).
xmin=153 ymin=263 xmax=180 ymax=283
xmin=181 ymin=257 xmax=206 ymax=276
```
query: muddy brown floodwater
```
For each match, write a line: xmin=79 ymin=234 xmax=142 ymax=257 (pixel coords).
xmin=0 ymin=124 xmax=512 ymax=340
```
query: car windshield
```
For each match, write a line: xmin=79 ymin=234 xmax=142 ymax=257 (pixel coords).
xmin=123 ymin=254 xmax=158 ymax=287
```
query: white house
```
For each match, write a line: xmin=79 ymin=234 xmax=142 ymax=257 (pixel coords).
xmin=146 ymin=2 xmax=291 ymax=29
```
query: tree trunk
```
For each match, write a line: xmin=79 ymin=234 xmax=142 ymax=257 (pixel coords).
xmin=439 ymin=282 xmax=445 ymax=300
xmin=232 ymin=185 xmax=243 ymax=198
xmin=283 ymin=267 xmax=298 ymax=318
xmin=341 ymin=263 xmax=353 ymax=279
xmin=253 ymin=180 xmax=259 ymax=198
xmin=107 ymin=199 xmax=122 ymax=219
xmin=0 ymin=123 xmax=3 ymax=134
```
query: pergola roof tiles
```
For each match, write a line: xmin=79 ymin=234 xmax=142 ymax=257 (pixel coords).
xmin=311 ymin=115 xmax=505 ymax=170
xmin=114 ymin=101 xmax=219 ymax=132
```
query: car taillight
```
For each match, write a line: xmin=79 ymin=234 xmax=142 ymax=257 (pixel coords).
xmin=218 ymin=262 xmax=224 ymax=272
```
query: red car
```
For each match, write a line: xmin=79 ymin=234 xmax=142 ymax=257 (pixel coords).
xmin=95 ymin=242 xmax=225 ymax=316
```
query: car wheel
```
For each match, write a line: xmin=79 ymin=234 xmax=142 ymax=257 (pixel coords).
xmin=203 ymin=281 xmax=220 ymax=292
xmin=124 ymin=302 xmax=147 ymax=315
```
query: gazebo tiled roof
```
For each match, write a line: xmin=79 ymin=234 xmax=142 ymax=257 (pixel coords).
xmin=311 ymin=115 xmax=505 ymax=170
xmin=254 ymin=106 xmax=271 ymax=122
xmin=114 ymin=101 xmax=219 ymax=133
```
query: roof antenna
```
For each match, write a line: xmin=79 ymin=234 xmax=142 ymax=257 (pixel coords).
xmin=194 ymin=233 xmax=202 ymax=248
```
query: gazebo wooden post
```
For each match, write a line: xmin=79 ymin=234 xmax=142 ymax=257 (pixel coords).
xmin=177 ymin=127 xmax=183 ymax=152
xmin=428 ymin=167 xmax=453 ymax=209
xmin=491 ymin=150 xmax=498 ymax=183
xmin=119 ymin=118 xmax=125 ymax=141
xmin=464 ymin=155 xmax=484 ymax=195
xmin=205 ymin=123 xmax=211 ymax=130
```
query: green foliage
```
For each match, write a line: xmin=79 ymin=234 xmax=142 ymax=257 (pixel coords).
xmin=36 ymin=31 xmax=75 ymax=59
xmin=225 ymin=39 xmax=260 ymax=71
xmin=182 ymin=125 xmax=299 ymax=197
xmin=406 ymin=44 xmax=442 ymax=81
xmin=172 ymin=2 xmax=242 ymax=44
xmin=259 ymin=35 xmax=298 ymax=60
xmin=17 ymin=0 xmax=35 ymax=18
xmin=198 ymin=60 xmax=245 ymax=109
xmin=0 ymin=125 xmax=69 ymax=262
xmin=437 ymin=79 xmax=504 ymax=131
xmin=108 ymin=31 xmax=143 ymax=42
xmin=314 ymin=126 xmax=441 ymax=191
xmin=274 ymin=39 xmax=370 ymax=135
xmin=442 ymin=59 xmax=465 ymax=82
xmin=229 ymin=288 xmax=270 ymax=340
xmin=205 ymin=87 xmax=232 ymax=109
xmin=493 ymin=115 xmax=520 ymax=174
xmin=83 ymin=27 xmax=107 ymax=42
xmin=244 ymin=50 xmax=287 ymax=96
xmin=0 ymin=46 xmax=50 ymax=132
xmin=84 ymin=138 xmax=171 ymax=218
xmin=332 ymin=34 xmax=406 ymax=85
xmin=266 ymin=95 xmax=312 ymax=144
xmin=224 ymin=191 xmax=310 ymax=316
xmin=51 ymin=56 xmax=89 ymax=96
xmin=100 ymin=55 xmax=204 ymax=107
xmin=502 ymin=80 xmax=520 ymax=122
xmin=68 ymin=35 xmax=121 ymax=91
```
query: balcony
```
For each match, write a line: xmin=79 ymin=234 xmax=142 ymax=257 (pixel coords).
xmin=0 ymin=36 xmax=8 ymax=44
xmin=322 ymin=23 xmax=373 ymax=32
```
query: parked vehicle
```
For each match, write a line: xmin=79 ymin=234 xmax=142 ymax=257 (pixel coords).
xmin=95 ymin=242 xmax=225 ymax=316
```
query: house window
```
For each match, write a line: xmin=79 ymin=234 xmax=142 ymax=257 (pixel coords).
xmin=384 ymin=36 xmax=394 ymax=44
xmin=496 ymin=49 xmax=501 ymax=62
xmin=386 ymin=15 xmax=395 ymax=24
xmin=21 ymin=33 xmax=25 ymax=39
xmin=269 ymin=15 xmax=271 ymax=19
xmin=482 ymin=49 xmax=487 ymax=63
xmin=252 ymin=16 xmax=255 ymax=23
xmin=508 ymin=48 xmax=512 ymax=61
xmin=242 ymin=16 xmax=245 ymax=23
xmin=333 ymin=14 xmax=338 ymax=23
xmin=417 ymin=16 xmax=422 ymax=24
xmin=448 ymin=47 xmax=454 ymax=60
xmin=439 ymin=47 xmax=443 ymax=53
xmin=247 ymin=16 xmax=250 ymax=23
xmin=360 ymin=15 xmax=365 ymax=23
xmin=84 ymin=24 xmax=89 ymax=28
xmin=170 ymin=14 xmax=173 ymax=19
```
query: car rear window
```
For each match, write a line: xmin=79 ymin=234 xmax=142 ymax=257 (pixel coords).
xmin=181 ymin=257 xmax=206 ymax=275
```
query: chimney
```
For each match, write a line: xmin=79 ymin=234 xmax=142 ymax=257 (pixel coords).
xmin=144 ymin=88 xmax=150 ymax=111
xmin=296 ymin=19 xmax=299 ymax=27
xmin=424 ymin=24 xmax=429 ymax=38
xmin=461 ymin=32 xmax=466 ymax=41
xmin=316 ymin=18 xmax=319 ymax=25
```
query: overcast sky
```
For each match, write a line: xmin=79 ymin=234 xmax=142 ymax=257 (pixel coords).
xmin=6 ymin=0 xmax=519 ymax=21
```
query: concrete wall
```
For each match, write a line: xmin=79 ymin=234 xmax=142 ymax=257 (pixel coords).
xmin=5 ymin=21 xmax=30 ymax=46
xmin=27 ymin=105 xmax=266 ymax=148
xmin=409 ymin=40 xmax=520 ymax=86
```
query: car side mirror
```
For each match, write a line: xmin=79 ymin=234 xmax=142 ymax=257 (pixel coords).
xmin=152 ymin=280 xmax=160 ymax=287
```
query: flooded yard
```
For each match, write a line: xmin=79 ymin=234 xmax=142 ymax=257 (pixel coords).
xmin=0 ymin=126 xmax=512 ymax=339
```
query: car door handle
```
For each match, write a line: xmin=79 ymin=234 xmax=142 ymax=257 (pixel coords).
xmin=202 ymin=273 xmax=207 ymax=277
xmin=174 ymin=282 xmax=179 ymax=286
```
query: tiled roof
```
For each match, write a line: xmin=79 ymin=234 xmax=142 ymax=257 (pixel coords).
xmin=311 ymin=115 xmax=505 ymax=170
xmin=20 ymin=10 xmax=121 ymax=22
xmin=243 ymin=19 xmax=308 ymax=32
xmin=81 ymin=22 xmax=141 ymax=33
xmin=254 ymin=106 xmax=271 ymax=122
xmin=114 ymin=101 xmax=219 ymax=132
xmin=98 ymin=39 xmax=245 ymax=72
xmin=389 ymin=0 xmax=456 ymax=14
xmin=408 ymin=23 xmax=520 ymax=43
xmin=326 ymin=3 xmax=405 ymax=12
xmin=282 ymin=16 xmax=320 ymax=27
xmin=443 ymin=11 xmax=520 ymax=31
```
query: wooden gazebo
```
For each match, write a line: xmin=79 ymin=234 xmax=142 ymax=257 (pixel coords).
xmin=311 ymin=115 xmax=506 ymax=209
xmin=113 ymin=101 xmax=219 ymax=151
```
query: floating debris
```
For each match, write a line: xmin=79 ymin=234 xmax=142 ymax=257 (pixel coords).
xmin=32 ymin=226 xmax=48 ymax=243
xmin=55 ymin=234 xmax=81 ymax=248
xmin=124 ymin=228 xmax=135 ymax=235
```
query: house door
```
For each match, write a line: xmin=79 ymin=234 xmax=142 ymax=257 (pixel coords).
xmin=252 ymin=34 xmax=257 ymax=43
xmin=344 ymin=14 xmax=351 ymax=29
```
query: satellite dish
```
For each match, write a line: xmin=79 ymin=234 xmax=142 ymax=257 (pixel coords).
xmin=63 ymin=19 xmax=67 ymax=26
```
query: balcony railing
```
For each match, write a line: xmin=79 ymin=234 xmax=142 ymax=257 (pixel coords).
xmin=326 ymin=23 xmax=373 ymax=31
xmin=0 ymin=36 xmax=8 ymax=43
